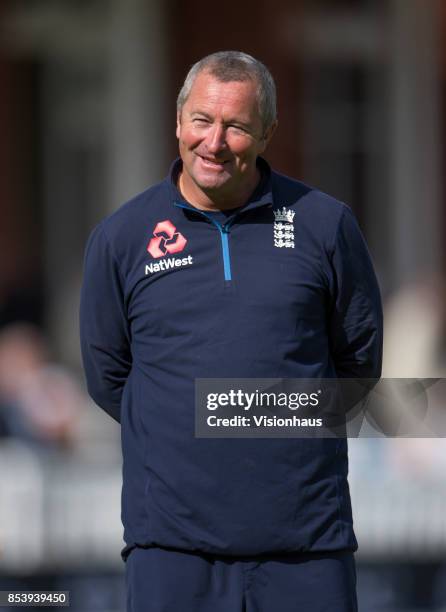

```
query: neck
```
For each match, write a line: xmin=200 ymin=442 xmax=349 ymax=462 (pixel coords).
xmin=178 ymin=168 xmax=261 ymax=212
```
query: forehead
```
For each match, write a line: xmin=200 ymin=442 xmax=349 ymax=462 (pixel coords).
xmin=183 ymin=71 xmax=260 ymax=121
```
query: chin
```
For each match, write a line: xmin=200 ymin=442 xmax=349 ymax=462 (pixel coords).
xmin=193 ymin=173 xmax=229 ymax=191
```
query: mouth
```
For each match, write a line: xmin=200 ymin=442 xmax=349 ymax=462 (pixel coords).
xmin=198 ymin=155 xmax=229 ymax=170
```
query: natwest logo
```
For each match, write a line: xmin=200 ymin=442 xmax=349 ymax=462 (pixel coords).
xmin=147 ymin=220 xmax=187 ymax=259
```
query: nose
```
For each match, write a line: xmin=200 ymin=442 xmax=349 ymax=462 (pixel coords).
xmin=205 ymin=123 xmax=226 ymax=154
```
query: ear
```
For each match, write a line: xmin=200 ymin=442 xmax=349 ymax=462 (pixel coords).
xmin=260 ymin=120 xmax=278 ymax=152
xmin=176 ymin=112 xmax=181 ymax=140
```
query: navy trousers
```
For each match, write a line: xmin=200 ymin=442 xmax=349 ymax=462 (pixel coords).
xmin=126 ymin=546 xmax=358 ymax=612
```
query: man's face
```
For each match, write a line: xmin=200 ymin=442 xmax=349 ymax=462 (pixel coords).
xmin=176 ymin=71 xmax=275 ymax=204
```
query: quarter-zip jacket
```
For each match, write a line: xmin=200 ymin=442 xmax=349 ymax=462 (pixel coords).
xmin=80 ymin=158 xmax=383 ymax=559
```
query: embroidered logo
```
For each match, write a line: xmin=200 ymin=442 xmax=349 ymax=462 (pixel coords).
xmin=273 ymin=207 xmax=295 ymax=249
xmin=147 ymin=220 xmax=187 ymax=259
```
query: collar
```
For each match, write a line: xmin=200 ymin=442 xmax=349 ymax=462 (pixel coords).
xmin=167 ymin=156 xmax=274 ymax=215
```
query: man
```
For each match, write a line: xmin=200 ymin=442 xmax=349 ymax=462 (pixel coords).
xmin=80 ymin=51 xmax=383 ymax=611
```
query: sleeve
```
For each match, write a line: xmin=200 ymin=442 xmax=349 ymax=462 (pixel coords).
xmin=328 ymin=206 xmax=383 ymax=380
xmin=79 ymin=223 xmax=132 ymax=423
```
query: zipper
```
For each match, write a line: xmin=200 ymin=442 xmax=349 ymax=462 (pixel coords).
xmin=215 ymin=218 xmax=236 ymax=281
xmin=174 ymin=202 xmax=236 ymax=282
xmin=220 ymin=225 xmax=231 ymax=281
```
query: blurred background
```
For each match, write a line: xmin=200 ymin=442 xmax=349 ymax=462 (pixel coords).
xmin=0 ymin=0 xmax=445 ymax=610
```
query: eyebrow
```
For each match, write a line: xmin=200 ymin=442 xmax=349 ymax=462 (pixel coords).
xmin=190 ymin=111 xmax=212 ymax=119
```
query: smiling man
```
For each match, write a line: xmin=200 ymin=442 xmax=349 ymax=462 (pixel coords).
xmin=80 ymin=51 xmax=383 ymax=611
xmin=176 ymin=69 xmax=275 ymax=209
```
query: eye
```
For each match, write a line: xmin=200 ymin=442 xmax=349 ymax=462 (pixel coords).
xmin=192 ymin=118 xmax=210 ymax=126
xmin=227 ymin=124 xmax=248 ymax=134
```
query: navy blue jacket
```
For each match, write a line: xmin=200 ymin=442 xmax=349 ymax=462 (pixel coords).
xmin=80 ymin=158 xmax=383 ymax=558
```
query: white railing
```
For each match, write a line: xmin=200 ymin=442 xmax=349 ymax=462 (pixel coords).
xmin=0 ymin=439 xmax=445 ymax=571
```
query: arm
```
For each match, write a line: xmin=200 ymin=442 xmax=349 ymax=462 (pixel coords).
xmin=329 ymin=206 xmax=383 ymax=380
xmin=79 ymin=223 xmax=132 ymax=423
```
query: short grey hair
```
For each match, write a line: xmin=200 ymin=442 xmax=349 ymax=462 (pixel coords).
xmin=177 ymin=51 xmax=277 ymax=135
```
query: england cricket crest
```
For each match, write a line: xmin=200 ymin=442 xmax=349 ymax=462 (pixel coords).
xmin=273 ymin=207 xmax=295 ymax=249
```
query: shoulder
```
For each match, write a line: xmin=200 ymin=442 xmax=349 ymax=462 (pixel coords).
xmin=271 ymin=169 xmax=348 ymax=220
xmin=83 ymin=177 xmax=171 ymax=270
xmin=100 ymin=179 xmax=169 ymax=241
xmin=271 ymin=169 xmax=353 ymax=248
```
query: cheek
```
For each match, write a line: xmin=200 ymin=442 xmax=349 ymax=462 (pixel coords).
xmin=180 ymin=129 xmax=202 ymax=150
xmin=232 ymin=145 xmax=259 ymax=164
xmin=226 ymin=135 xmax=260 ymax=159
